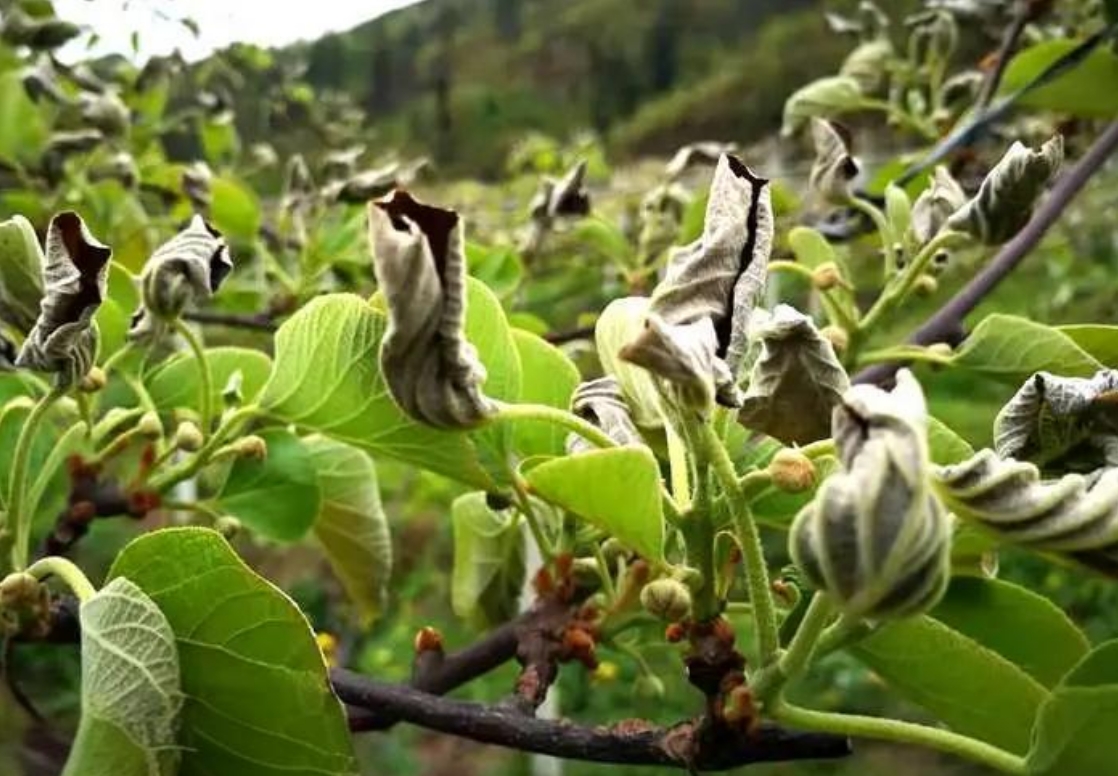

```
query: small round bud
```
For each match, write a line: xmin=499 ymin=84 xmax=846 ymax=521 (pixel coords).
xmin=914 ymin=274 xmax=938 ymax=296
xmin=137 ymin=411 xmax=163 ymax=438
xmin=811 ymin=262 xmax=844 ymax=291
xmin=768 ymin=449 xmax=817 ymax=493
xmin=78 ymin=366 xmax=106 ymax=393
xmin=592 ymin=660 xmax=619 ymax=683
xmin=572 ymin=557 xmax=602 ymax=587
xmin=820 ymin=325 xmax=849 ymax=354
xmin=927 ymin=342 xmax=954 ymax=359
xmin=600 ymin=538 xmax=626 ymax=563
xmin=214 ymin=515 xmax=241 ymax=539
xmin=664 ymin=622 xmax=687 ymax=642
xmin=0 ymin=572 xmax=39 ymax=607
xmin=234 ymin=435 xmax=268 ymax=461
xmin=414 ymin=626 xmax=444 ymax=654
xmin=633 ymin=674 xmax=666 ymax=700
xmin=640 ymin=578 xmax=692 ymax=622
xmin=671 ymin=566 xmax=703 ymax=591
xmin=173 ymin=421 xmax=204 ymax=452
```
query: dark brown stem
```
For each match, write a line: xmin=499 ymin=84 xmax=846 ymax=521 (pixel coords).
xmin=333 ymin=670 xmax=850 ymax=769
xmin=975 ymin=2 xmax=1032 ymax=109
xmin=855 ymin=120 xmax=1118 ymax=385
xmin=544 ymin=325 xmax=595 ymax=346
xmin=182 ymin=310 xmax=277 ymax=332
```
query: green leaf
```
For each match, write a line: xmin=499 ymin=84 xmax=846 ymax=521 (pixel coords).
xmin=854 ymin=614 xmax=1048 ymax=754
xmin=596 ymin=297 xmax=666 ymax=428
xmin=0 ymin=72 xmax=48 ymax=166
xmin=214 ymin=429 xmax=321 ymax=542
xmin=95 ymin=263 xmax=141 ymax=360
xmin=210 ymin=176 xmax=261 ymax=242
xmin=526 ymin=447 xmax=664 ymax=559
xmin=1057 ymin=325 xmax=1118 ymax=367
xmin=1027 ymin=641 xmax=1118 ymax=776
xmin=109 ymin=528 xmax=359 ymax=776
xmin=62 ymin=577 xmax=181 ymax=776
xmin=146 ymin=346 xmax=273 ymax=415
xmin=261 ymin=293 xmax=491 ymax=488
xmin=951 ymin=314 xmax=1102 ymax=381
xmin=306 ymin=436 xmax=392 ymax=627
xmin=931 ymin=577 xmax=1089 ymax=688
xmin=884 ymin=183 xmax=912 ymax=239
xmin=927 ymin=416 xmax=974 ymax=465
xmin=573 ymin=217 xmax=634 ymax=268
xmin=509 ymin=329 xmax=580 ymax=458
xmin=1001 ymin=39 xmax=1118 ymax=118
xmin=451 ymin=492 xmax=526 ymax=628
xmin=199 ymin=114 xmax=240 ymax=168
xmin=466 ymin=242 xmax=524 ymax=298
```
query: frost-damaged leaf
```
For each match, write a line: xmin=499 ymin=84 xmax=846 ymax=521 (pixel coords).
xmin=1027 ymin=640 xmax=1118 ymax=776
xmin=451 ymin=492 xmax=525 ymax=629
xmin=369 ymin=190 xmax=495 ymax=429
xmin=596 ymin=297 xmax=667 ymax=428
xmin=739 ymin=305 xmax=850 ymax=445
xmin=307 ymin=436 xmax=392 ymax=627
xmin=567 ymin=377 xmax=642 ymax=454
xmin=526 ymin=447 xmax=664 ymax=560
xmin=260 ymin=293 xmax=494 ymax=488
xmin=0 ymin=8 xmax=80 ymax=50
xmin=994 ymin=370 xmax=1118 ymax=470
xmin=528 ymin=159 xmax=591 ymax=222
xmin=621 ymin=154 xmax=772 ymax=412
xmin=0 ymin=214 xmax=45 ymax=333
xmin=809 ymin=119 xmax=860 ymax=205
xmin=934 ymin=450 xmax=1118 ymax=578
xmin=109 ymin=528 xmax=359 ymax=776
xmin=130 ymin=215 xmax=233 ymax=341
xmin=909 ymin=166 xmax=967 ymax=246
xmin=62 ymin=577 xmax=181 ymax=776
xmin=17 ymin=211 xmax=111 ymax=388
xmin=665 ymin=141 xmax=739 ymax=179
xmin=790 ymin=371 xmax=950 ymax=619
xmin=946 ymin=135 xmax=1063 ymax=244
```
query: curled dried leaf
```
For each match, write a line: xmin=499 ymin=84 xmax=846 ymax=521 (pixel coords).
xmin=322 ymin=145 xmax=366 ymax=180
xmin=809 ymin=119 xmax=860 ymax=205
xmin=89 ymin=151 xmax=139 ymax=189
xmin=790 ymin=370 xmax=950 ymax=619
xmin=78 ymin=91 xmax=129 ymax=136
xmin=129 ymin=216 xmax=234 ymax=340
xmin=908 ymin=166 xmax=967 ymax=245
xmin=182 ymin=160 xmax=214 ymax=212
xmin=369 ymin=190 xmax=494 ymax=429
xmin=994 ymin=370 xmax=1118 ymax=470
xmin=16 ymin=212 xmax=111 ymax=388
xmin=665 ymin=141 xmax=740 ymax=179
xmin=0 ymin=8 xmax=80 ymax=50
xmin=946 ymin=135 xmax=1064 ymax=244
xmin=906 ymin=9 xmax=958 ymax=65
xmin=21 ymin=58 xmax=68 ymax=104
xmin=566 ymin=377 xmax=643 ymax=454
xmin=739 ymin=305 xmax=851 ymax=446
xmin=935 ymin=450 xmax=1118 ymax=577
xmin=529 ymin=160 xmax=591 ymax=223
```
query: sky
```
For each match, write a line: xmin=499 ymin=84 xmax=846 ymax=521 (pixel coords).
xmin=53 ymin=0 xmax=421 ymax=62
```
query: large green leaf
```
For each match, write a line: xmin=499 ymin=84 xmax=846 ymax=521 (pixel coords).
xmin=951 ymin=315 xmax=1102 ymax=381
xmin=451 ymin=492 xmax=526 ymax=628
xmin=1027 ymin=641 xmax=1118 ymax=776
xmin=259 ymin=293 xmax=492 ymax=488
xmin=854 ymin=614 xmax=1048 ymax=754
xmin=525 ymin=447 xmax=664 ymax=560
xmin=931 ymin=578 xmax=1089 ymax=688
xmin=927 ymin=416 xmax=974 ymax=465
xmin=62 ymin=578 xmax=181 ymax=776
xmin=146 ymin=346 xmax=273 ymax=415
xmin=95 ymin=263 xmax=142 ymax=361
xmin=1000 ymin=39 xmax=1118 ymax=118
xmin=210 ymin=176 xmax=261 ymax=242
xmin=214 ymin=429 xmax=321 ymax=542
xmin=509 ymin=329 xmax=580 ymax=459
xmin=0 ymin=72 xmax=48 ymax=166
xmin=306 ymin=436 xmax=392 ymax=627
xmin=1057 ymin=325 xmax=1118 ymax=367
xmin=109 ymin=528 xmax=359 ymax=776
xmin=466 ymin=242 xmax=524 ymax=298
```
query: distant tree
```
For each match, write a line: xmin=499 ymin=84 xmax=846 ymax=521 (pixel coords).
xmin=492 ymin=0 xmax=522 ymax=41
xmin=645 ymin=0 xmax=681 ymax=93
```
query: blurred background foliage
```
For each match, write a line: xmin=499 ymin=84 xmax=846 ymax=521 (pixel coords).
xmin=1 ymin=0 xmax=1118 ymax=774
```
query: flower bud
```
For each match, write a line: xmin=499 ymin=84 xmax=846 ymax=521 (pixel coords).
xmin=0 ymin=572 xmax=40 ymax=608
xmin=214 ymin=515 xmax=241 ymax=539
xmin=78 ymin=366 xmax=106 ymax=393
xmin=812 ymin=262 xmax=845 ymax=291
xmin=234 ymin=435 xmax=268 ymax=461
xmin=820 ymin=325 xmax=849 ymax=353
xmin=640 ymin=578 xmax=693 ymax=622
xmin=173 ymin=421 xmax=204 ymax=452
xmin=137 ymin=411 xmax=163 ymax=439
xmin=768 ymin=448 xmax=817 ymax=493
xmin=790 ymin=370 xmax=950 ymax=620
xmin=913 ymin=274 xmax=938 ymax=296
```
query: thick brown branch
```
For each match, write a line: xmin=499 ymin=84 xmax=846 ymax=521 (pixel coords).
xmin=332 ymin=670 xmax=850 ymax=770
xmin=544 ymin=325 xmax=595 ymax=346
xmin=855 ymin=120 xmax=1118 ymax=385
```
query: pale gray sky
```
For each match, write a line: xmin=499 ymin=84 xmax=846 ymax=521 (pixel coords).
xmin=54 ymin=0 xmax=420 ymax=62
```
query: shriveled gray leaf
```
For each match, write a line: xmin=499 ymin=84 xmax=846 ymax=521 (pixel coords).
xmin=566 ymin=377 xmax=643 ymax=454
xmin=129 ymin=215 xmax=233 ymax=340
xmin=181 ymin=160 xmax=213 ymax=212
xmin=16 ymin=212 xmax=111 ymax=388
xmin=809 ymin=119 xmax=860 ymax=204
xmin=790 ymin=370 xmax=950 ymax=619
xmin=369 ymin=190 xmax=494 ymax=429
xmin=637 ymin=182 xmax=689 ymax=266
xmin=89 ymin=151 xmax=139 ymax=189
xmin=0 ymin=8 xmax=81 ymax=50
xmin=326 ymin=158 xmax=429 ymax=204
xmin=21 ymin=58 xmax=69 ymax=104
xmin=665 ymin=141 xmax=740 ymax=179
xmin=781 ymin=76 xmax=864 ymax=137
xmin=825 ymin=1 xmax=890 ymax=39
xmin=942 ymin=70 xmax=983 ymax=107
xmin=905 ymin=9 xmax=958 ymax=66
xmin=0 ymin=214 xmax=46 ymax=333
xmin=62 ymin=577 xmax=181 ymax=776
xmin=280 ymin=154 xmax=316 ymax=248
xmin=908 ymin=165 xmax=967 ymax=245
xmin=529 ymin=159 xmax=591 ymax=222
xmin=994 ymin=370 xmax=1118 ymax=470
xmin=946 ymin=136 xmax=1064 ymax=244
xmin=935 ymin=450 xmax=1118 ymax=578
xmin=42 ymin=130 xmax=103 ymax=183
xmin=322 ymin=145 xmax=365 ymax=180
xmin=78 ymin=91 xmax=129 ymax=136
xmin=739 ymin=305 xmax=851 ymax=445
